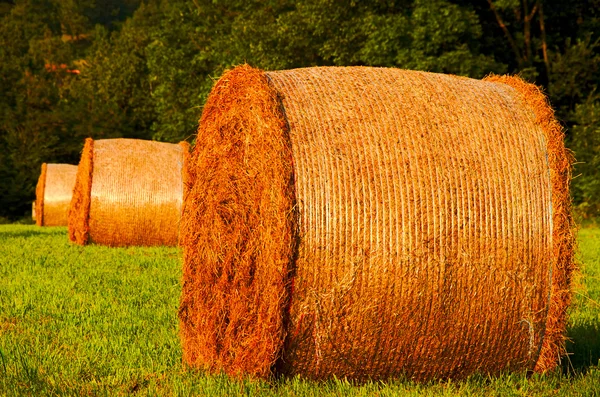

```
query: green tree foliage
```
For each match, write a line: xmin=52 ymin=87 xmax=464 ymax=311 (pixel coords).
xmin=0 ymin=0 xmax=141 ymax=219
xmin=144 ymin=1 xmax=219 ymax=142
xmin=549 ymin=36 xmax=600 ymax=115
xmin=1 ymin=0 xmax=599 ymax=219
xmin=0 ymin=0 xmax=80 ymax=218
xmin=69 ymin=6 xmax=160 ymax=140
xmin=142 ymin=0 xmax=505 ymax=142
xmin=570 ymin=100 xmax=600 ymax=218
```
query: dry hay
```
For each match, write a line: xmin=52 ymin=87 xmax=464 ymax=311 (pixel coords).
xmin=35 ymin=163 xmax=78 ymax=226
xmin=179 ymin=65 xmax=576 ymax=381
xmin=68 ymin=138 xmax=190 ymax=247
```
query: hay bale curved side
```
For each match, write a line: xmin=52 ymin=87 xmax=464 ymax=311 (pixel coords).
xmin=484 ymin=75 xmax=576 ymax=373
xmin=35 ymin=163 xmax=78 ymax=226
xmin=69 ymin=138 xmax=189 ymax=247
xmin=35 ymin=163 xmax=47 ymax=227
xmin=179 ymin=65 xmax=297 ymax=378
xmin=180 ymin=65 xmax=574 ymax=381
xmin=179 ymin=141 xmax=192 ymax=211
xmin=69 ymin=138 xmax=94 ymax=244
xmin=270 ymin=67 xmax=558 ymax=380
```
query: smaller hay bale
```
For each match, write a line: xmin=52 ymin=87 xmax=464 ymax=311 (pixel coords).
xmin=35 ymin=163 xmax=78 ymax=226
xmin=68 ymin=138 xmax=190 ymax=247
xmin=31 ymin=201 xmax=36 ymax=221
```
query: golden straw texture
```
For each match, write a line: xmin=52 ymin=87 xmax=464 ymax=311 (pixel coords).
xmin=35 ymin=163 xmax=78 ymax=226
xmin=180 ymin=65 xmax=574 ymax=381
xmin=69 ymin=138 xmax=94 ymax=244
xmin=68 ymin=138 xmax=190 ymax=247
xmin=179 ymin=66 xmax=297 ymax=378
xmin=34 ymin=163 xmax=46 ymax=226
xmin=484 ymin=75 xmax=576 ymax=373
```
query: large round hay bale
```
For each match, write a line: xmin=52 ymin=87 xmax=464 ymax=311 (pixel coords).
xmin=35 ymin=163 xmax=78 ymax=226
xmin=179 ymin=65 xmax=575 ymax=381
xmin=68 ymin=138 xmax=190 ymax=247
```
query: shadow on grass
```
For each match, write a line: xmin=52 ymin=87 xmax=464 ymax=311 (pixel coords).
xmin=564 ymin=322 xmax=600 ymax=374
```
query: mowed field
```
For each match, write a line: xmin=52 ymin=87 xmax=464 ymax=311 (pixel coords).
xmin=0 ymin=225 xmax=599 ymax=396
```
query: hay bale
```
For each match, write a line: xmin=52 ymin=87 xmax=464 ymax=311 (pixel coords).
xmin=68 ymin=138 xmax=190 ymax=247
xmin=179 ymin=65 xmax=575 ymax=381
xmin=35 ymin=163 xmax=78 ymax=226
xmin=32 ymin=201 xmax=36 ymax=221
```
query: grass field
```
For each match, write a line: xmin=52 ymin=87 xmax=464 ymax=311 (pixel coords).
xmin=0 ymin=225 xmax=599 ymax=396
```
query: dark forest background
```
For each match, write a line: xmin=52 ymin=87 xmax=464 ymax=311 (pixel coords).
xmin=1 ymin=0 xmax=599 ymax=220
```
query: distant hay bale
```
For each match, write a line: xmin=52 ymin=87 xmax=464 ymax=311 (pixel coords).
xmin=32 ymin=201 xmax=36 ymax=221
xmin=68 ymin=138 xmax=190 ymax=247
xmin=35 ymin=163 xmax=77 ymax=226
xmin=179 ymin=65 xmax=575 ymax=381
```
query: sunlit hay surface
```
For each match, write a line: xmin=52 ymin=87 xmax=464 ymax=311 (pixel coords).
xmin=35 ymin=163 xmax=78 ymax=227
xmin=179 ymin=65 xmax=297 ymax=378
xmin=180 ymin=65 xmax=574 ymax=382
xmin=69 ymin=138 xmax=190 ymax=247
xmin=69 ymin=138 xmax=94 ymax=245
xmin=484 ymin=75 xmax=576 ymax=373
xmin=34 ymin=162 xmax=47 ymax=227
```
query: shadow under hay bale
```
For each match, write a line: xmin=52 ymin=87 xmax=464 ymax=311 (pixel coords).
xmin=35 ymin=163 xmax=78 ymax=227
xmin=68 ymin=138 xmax=190 ymax=247
xmin=179 ymin=65 xmax=576 ymax=381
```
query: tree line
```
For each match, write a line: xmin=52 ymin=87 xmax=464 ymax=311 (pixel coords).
xmin=1 ymin=0 xmax=599 ymax=220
